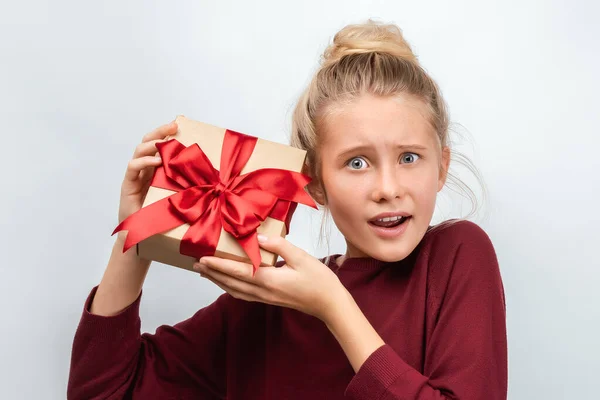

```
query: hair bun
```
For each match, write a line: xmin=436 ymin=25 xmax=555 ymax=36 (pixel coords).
xmin=322 ymin=20 xmax=418 ymax=67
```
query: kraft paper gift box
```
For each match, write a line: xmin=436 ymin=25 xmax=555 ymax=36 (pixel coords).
xmin=113 ymin=115 xmax=317 ymax=274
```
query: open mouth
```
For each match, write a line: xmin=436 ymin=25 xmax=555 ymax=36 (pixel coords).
xmin=368 ymin=215 xmax=411 ymax=229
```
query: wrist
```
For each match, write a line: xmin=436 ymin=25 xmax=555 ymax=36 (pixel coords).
xmin=113 ymin=231 xmax=129 ymax=247
xmin=324 ymin=289 xmax=386 ymax=373
xmin=323 ymin=286 xmax=356 ymax=329
xmin=112 ymin=233 xmax=150 ymax=268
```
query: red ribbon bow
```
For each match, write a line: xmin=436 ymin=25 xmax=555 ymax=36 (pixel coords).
xmin=113 ymin=129 xmax=317 ymax=275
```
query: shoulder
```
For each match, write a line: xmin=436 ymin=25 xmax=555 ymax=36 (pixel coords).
xmin=418 ymin=219 xmax=501 ymax=290
xmin=415 ymin=220 xmax=505 ymax=314
xmin=421 ymin=219 xmax=496 ymax=258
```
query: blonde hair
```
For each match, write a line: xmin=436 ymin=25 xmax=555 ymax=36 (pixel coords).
xmin=290 ymin=20 xmax=484 ymax=254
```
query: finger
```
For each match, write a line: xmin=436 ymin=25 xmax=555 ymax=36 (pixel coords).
xmin=256 ymin=235 xmax=307 ymax=266
xmin=201 ymin=273 xmax=259 ymax=303
xmin=199 ymin=266 xmax=263 ymax=298
xmin=132 ymin=139 xmax=167 ymax=159
xmin=201 ymin=269 xmax=284 ymax=307
xmin=142 ymin=121 xmax=178 ymax=143
xmin=197 ymin=257 xmax=259 ymax=284
xmin=124 ymin=156 xmax=162 ymax=181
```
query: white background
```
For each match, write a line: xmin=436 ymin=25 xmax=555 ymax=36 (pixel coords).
xmin=1 ymin=1 xmax=598 ymax=399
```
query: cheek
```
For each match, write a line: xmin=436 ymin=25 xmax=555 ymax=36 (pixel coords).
xmin=322 ymin=165 xmax=365 ymax=200
xmin=411 ymin=168 xmax=440 ymax=211
xmin=324 ymin=174 xmax=358 ymax=208
xmin=322 ymin=173 xmax=365 ymax=224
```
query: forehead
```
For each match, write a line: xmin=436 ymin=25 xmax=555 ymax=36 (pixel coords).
xmin=319 ymin=94 xmax=437 ymax=149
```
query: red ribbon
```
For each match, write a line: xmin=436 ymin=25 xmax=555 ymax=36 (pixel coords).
xmin=113 ymin=129 xmax=317 ymax=275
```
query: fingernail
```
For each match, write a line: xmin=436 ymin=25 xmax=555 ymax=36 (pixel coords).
xmin=257 ymin=234 xmax=268 ymax=243
xmin=199 ymin=258 xmax=208 ymax=265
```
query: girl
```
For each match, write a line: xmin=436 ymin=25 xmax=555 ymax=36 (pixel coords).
xmin=68 ymin=21 xmax=507 ymax=399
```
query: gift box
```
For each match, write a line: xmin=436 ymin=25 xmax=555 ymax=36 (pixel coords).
xmin=113 ymin=115 xmax=317 ymax=275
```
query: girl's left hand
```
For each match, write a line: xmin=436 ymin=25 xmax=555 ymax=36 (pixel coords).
xmin=193 ymin=234 xmax=348 ymax=324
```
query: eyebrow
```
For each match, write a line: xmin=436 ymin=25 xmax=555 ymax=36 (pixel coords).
xmin=336 ymin=144 xmax=428 ymax=160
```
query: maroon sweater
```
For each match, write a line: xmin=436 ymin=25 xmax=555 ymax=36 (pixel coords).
xmin=68 ymin=220 xmax=507 ymax=399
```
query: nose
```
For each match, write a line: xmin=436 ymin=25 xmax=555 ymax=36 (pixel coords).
xmin=371 ymin=166 xmax=404 ymax=202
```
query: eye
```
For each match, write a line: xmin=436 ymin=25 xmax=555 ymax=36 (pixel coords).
xmin=347 ymin=157 xmax=367 ymax=170
xmin=400 ymin=152 xmax=420 ymax=164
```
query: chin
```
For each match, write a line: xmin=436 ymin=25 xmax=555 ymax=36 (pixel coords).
xmin=355 ymin=222 xmax=423 ymax=262
xmin=371 ymin=242 xmax=416 ymax=262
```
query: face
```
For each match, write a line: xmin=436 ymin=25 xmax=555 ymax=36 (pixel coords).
xmin=313 ymin=93 xmax=450 ymax=262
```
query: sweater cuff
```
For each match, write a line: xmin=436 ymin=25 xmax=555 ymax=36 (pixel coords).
xmin=345 ymin=344 xmax=413 ymax=400
xmin=77 ymin=285 xmax=142 ymax=342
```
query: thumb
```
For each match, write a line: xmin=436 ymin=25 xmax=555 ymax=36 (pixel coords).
xmin=257 ymin=234 xmax=306 ymax=266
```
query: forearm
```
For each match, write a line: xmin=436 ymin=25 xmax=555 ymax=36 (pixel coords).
xmin=327 ymin=293 xmax=448 ymax=399
xmin=325 ymin=290 xmax=385 ymax=373
xmin=90 ymin=232 xmax=151 ymax=316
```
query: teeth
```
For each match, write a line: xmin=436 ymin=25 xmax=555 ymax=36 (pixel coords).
xmin=377 ymin=216 xmax=404 ymax=222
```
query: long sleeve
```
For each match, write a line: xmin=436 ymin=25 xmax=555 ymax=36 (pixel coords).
xmin=345 ymin=222 xmax=508 ymax=400
xmin=67 ymin=286 xmax=229 ymax=400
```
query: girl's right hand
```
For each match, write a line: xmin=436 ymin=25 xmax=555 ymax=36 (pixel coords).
xmin=118 ymin=120 xmax=179 ymax=224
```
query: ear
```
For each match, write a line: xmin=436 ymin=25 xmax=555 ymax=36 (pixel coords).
xmin=302 ymin=161 xmax=327 ymax=206
xmin=307 ymin=180 xmax=327 ymax=206
xmin=437 ymin=146 xmax=451 ymax=192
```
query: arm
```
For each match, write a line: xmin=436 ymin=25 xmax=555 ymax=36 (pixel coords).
xmin=325 ymin=290 xmax=386 ymax=373
xmin=68 ymin=120 xmax=231 ymax=399
xmin=90 ymin=233 xmax=150 ymax=317
xmin=67 ymin=239 xmax=228 ymax=400
xmin=87 ymin=120 xmax=179 ymax=318
xmin=328 ymin=225 xmax=507 ymax=400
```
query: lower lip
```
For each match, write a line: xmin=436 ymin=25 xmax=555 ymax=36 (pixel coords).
xmin=368 ymin=217 xmax=411 ymax=239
